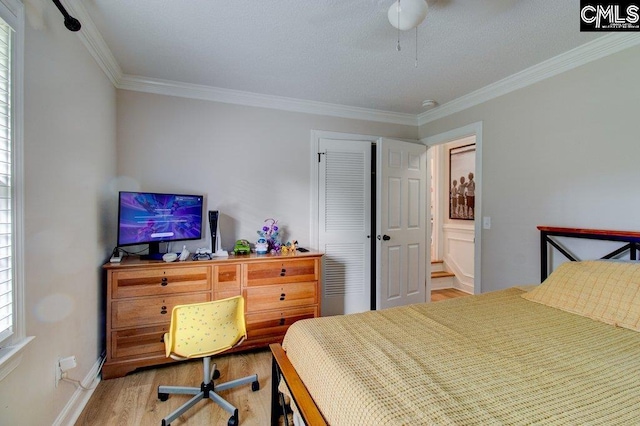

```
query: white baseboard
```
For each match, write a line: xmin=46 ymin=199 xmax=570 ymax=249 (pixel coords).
xmin=456 ymin=279 xmax=474 ymax=294
xmin=53 ymin=354 xmax=104 ymax=426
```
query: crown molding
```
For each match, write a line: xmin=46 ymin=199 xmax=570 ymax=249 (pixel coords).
xmin=116 ymin=75 xmax=418 ymax=126
xmin=417 ymin=33 xmax=640 ymax=126
xmin=62 ymin=0 xmax=416 ymax=126
xmin=65 ymin=5 xmax=639 ymax=128
xmin=0 ymin=0 xmax=22 ymax=21
xmin=65 ymin=0 xmax=122 ymax=86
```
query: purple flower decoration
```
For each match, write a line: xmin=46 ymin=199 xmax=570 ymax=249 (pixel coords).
xmin=257 ymin=218 xmax=282 ymax=253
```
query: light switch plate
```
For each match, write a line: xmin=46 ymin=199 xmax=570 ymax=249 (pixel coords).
xmin=483 ymin=217 xmax=491 ymax=229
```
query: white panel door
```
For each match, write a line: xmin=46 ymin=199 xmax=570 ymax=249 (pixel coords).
xmin=377 ymin=139 xmax=427 ymax=310
xmin=318 ymin=138 xmax=371 ymax=316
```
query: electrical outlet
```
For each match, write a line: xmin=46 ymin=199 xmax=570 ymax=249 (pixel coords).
xmin=59 ymin=355 xmax=77 ymax=372
xmin=55 ymin=355 xmax=77 ymax=387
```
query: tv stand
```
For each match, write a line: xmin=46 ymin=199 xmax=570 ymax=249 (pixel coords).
xmin=140 ymin=252 xmax=165 ymax=261
xmin=140 ymin=242 xmax=164 ymax=260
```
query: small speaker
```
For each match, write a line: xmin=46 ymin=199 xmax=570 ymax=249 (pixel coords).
xmin=208 ymin=210 xmax=219 ymax=252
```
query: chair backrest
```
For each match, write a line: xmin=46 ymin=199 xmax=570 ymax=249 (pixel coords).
xmin=165 ymin=296 xmax=247 ymax=359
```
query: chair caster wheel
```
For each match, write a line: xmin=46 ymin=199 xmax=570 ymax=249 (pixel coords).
xmin=213 ymin=369 xmax=220 ymax=380
xmin=228 ymin=415 xmax=238 ymax=426
xmin=252 ymin=380 xmax=260 ymax=392
xmin=158 ymin=392 xmax=169 ymax=401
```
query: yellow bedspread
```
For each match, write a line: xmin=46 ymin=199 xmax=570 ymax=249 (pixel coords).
xmin=282 ymin=288 xmax=640 ymax=425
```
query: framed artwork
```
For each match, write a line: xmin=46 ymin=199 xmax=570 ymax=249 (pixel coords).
xmin=449 ymin=143 xmax=476 ymax=220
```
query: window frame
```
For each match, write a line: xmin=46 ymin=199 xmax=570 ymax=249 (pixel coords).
xmin=0 ymin=0 xmax=32 ymax=382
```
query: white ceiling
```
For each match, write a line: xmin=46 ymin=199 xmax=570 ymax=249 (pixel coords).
xmin=70 ymin=1 xmax=605 ymax=117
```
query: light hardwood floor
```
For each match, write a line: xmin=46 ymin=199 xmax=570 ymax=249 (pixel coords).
xmin=431 ymin=288 xmax=470 ymax=302
xmin=75 ymin=349 xmax=274 ymax=426
xmin=76 ymin=289 xmax=466 ymax=426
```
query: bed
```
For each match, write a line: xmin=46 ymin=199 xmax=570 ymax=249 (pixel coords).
xmin=269 ymin=227 xmax=640 ymax=425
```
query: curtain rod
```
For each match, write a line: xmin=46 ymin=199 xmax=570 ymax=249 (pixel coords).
xmin=51 ymin=0 xmax=81 ymax=32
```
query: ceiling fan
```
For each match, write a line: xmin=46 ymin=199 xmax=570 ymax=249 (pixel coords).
xmin=387 ymin=0 xmax=429 ymax=68
xmin=387 ymin=0 xmax=429 ymax=33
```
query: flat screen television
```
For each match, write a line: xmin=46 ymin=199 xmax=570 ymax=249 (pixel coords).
xmin=117 ymin=191 xmax=204 ymax=259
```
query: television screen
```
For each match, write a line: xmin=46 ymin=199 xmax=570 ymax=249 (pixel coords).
xmin=117 ymin=191 xmax=204 ymax=248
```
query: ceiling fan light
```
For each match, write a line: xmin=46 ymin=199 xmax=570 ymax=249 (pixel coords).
xmin=388 ymin=0 xmax=428 ymax=31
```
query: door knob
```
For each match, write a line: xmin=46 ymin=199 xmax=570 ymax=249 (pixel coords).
xmin=377 ymin=235 xmax=391 ymax=241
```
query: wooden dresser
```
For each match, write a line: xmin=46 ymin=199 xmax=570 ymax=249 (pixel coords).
xmin=102 ymin=252 xmax=322 ymax=379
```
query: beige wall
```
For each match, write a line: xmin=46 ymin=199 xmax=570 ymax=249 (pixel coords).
xmin=420 ymin=45 xmax=640 ymax=291
xmin=116 ymin=91 xmax=417 ymax=251
xmin=0 ymin=3 xmax=116 ymax=425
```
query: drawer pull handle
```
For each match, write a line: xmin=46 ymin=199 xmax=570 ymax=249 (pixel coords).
xmin=279 ymin=293 xmax=286 ymax=301
xmin=279 ymin=318 xmax=285 ymax=326
xmin=161 ymin=310 xmax=167 ymax=315
xmin=161 ymin=278 xmax=168 ymax=286
xmin=160 ymin=336 xmax=165 ymax=343
xmin=161 ymin=306 xmax=167 ymax=315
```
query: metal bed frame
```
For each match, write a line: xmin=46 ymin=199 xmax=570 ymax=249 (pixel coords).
xmin=539 ymin=226 xmax=640 ymax=281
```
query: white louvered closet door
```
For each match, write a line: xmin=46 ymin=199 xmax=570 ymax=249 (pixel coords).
xmin=318 ymin=138 xmax=371 ymax=316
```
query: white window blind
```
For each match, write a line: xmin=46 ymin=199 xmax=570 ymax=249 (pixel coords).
xmin=0 ymin=18 xmax=11 ymax=344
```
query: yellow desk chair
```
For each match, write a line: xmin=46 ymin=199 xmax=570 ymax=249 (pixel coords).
xmin=157 ymin=296 xmax=259 ymax=426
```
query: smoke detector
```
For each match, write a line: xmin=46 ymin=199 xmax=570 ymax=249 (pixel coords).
xmin=422 ymin=99 xmax=438 ymax=109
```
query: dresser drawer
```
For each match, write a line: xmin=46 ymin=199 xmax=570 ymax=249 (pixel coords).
xmin=214 ymin=264 xmax=241 ymax=293
xmin=111 ymin=266 xmax=211 ymax=299
xmin=245 ymin=306 xmax=317 ymax=341
xmin=244 ymin=282 xmax=317 ymax=312
xmin=245 ymin=258 xmax=318 ymax=286
xmin=112 ymin=292 xmax=210 ymax=329
xmin=111 ymin=325 xmax=168 ymax=360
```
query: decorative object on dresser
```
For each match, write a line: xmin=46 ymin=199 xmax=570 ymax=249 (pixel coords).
xmin=102 ymin=251 xmax=322 ymax=379
xmin=233 ymin=239 xmax=251 ymax=255
xmin=257 ymin=218 xmax=282 ymax=254
xmin=255 ymin=237 xmax=269 ymax=255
